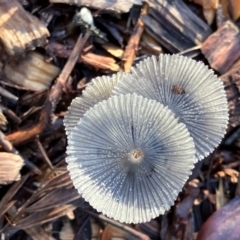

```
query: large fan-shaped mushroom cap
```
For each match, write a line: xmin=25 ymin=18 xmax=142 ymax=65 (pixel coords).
xmin=113 ymin=54 xmax=229 ymax=161
xmin=64 ymin=72 xmax=125 ymax=136
xmin=66 ymin=93 xmax=196 ymax=223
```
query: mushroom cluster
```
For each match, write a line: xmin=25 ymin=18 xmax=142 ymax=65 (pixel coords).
xmin=113 ymin=54 xmax=229 ymax=161
xmin=64 ymin=54 xmax=229 ymax=224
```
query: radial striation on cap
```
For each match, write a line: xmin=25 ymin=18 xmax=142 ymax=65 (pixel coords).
xmin=66 ymin=93 xmax=196 ymax=223
xmin=64 ymin=72 xmax=125 ymax=136
xmin=113 ymin=54 xmax=229 ymax=161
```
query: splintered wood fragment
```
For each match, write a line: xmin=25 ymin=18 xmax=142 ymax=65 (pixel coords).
xmin=0 ymin=51 xmax=60 ymax=91
xmin=220 ymin=67 xmax=240 ymax=127
xmin=102 ymin=43 xmax=124 ymax=59
xmin=0 ymin=152 xmax=24 ymax=185
xmin=201 ymin=21 xmax=240 ymax=74
xmin=5 ymin=101 xmax=51 ymax=147
xmin=81 ymin=52 xmax=120 ymax=71
xmin=46 ymin=41 xmax=120 ymax=71
xmin=142 ymin=0 xmax=211 ymax=53
xmin=49 ymin=32 xmax=90 ymax=111
xmin=49 ymin=0 xmax=142 ymax=13
xmin=191 ymin=0 xmax=219 ymax=25
xmin=0 ymin=110 xmax=7 ymax=129
xmin=122 ymin=4 xmax=147 ymax=72
xmin=0 ymin=0 xmax=49 ymax=56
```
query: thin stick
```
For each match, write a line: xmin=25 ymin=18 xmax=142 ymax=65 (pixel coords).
xmin=49 ymin=32 xmax=91 ymax=111
xmin=5 ymin=101 xmax=51 ymax=146
xmin=122 ymin=4 xmax=148 ymax=72
xmin=36 ymin=136 xmax=54 ymax=170
xmin=0 ymin=163 xmax=63 ymax=232
xmin=177 ymin=45 xmax=201 ymax=55
xmin=0 ymin=86 xmax=18 ymax=102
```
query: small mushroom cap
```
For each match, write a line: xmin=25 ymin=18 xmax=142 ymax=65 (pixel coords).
xmin=66 ymin=93 xmax=196 ymax=224
xmin=64 ymin=72 xmax=125 ymax=136
xmin=113 ymin=54 xmax=229 ymax=161
xmin=78 ymin=7 xmax=94 ymax=26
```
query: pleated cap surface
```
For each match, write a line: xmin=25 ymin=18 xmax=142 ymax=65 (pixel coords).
xmin=64 ymin=72 xmax=124 ymax=136
xmin=113 ymin=54 xmax=229 ymax=161
xmin=66 ymin=93 xmax=196 ymax=223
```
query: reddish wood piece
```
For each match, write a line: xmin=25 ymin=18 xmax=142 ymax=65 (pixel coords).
xmin=201 ymin=21 xmax=240 ymax=74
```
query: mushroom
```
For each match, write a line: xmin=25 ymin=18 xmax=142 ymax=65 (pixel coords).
xmin=66 ymin=93 xmax=196 ymax=223
xmin=64 ymin=72 xmax=125 ymax=136
xmin=113 ymin=54 xmax=229 ymax=161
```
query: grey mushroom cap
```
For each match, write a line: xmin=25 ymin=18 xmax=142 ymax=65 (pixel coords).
xmin=66 ymin=93 xmax=196 ymax=224
xmin=64 ymin=72 xmax=125 ymax=136
xmin=113 ymin=54 xmax=229 ymax=161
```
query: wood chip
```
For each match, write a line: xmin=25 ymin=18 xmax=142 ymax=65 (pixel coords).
xmin=0 ymin=152 xmax=24 ymax=184
xmin=142 ymin=0 xmax=211 ymax=53
xmin=102 ymin=43 xmax=124 ymax=59
xmin=47 ymin=41 xmax=119 ymax=71
xmin=191 ymin=0 xmax=219 ymax=25
xmin=220 ymin=66 xmax=240 ymax=127
xmin=49 ymin=32 xmax=90 ymax=111
xmin=0 ymin=51 xmax=60 ymax=91
xmin=49 ymin=0 xmax=142 ymax=13
xmin=4 ymin=101 xmax=51 ymax=147
xmin=0 ymin=110 xmax=7 ymax=129
xmin=122 ymin=3 xmax=147 ymax=72
xmin=201 ymin=20 xmax=240 ymax=74
xmin=0 ymin=0 xmax=49 ymax=56
xmin=81 ymin=52 xmax=120 ymax=71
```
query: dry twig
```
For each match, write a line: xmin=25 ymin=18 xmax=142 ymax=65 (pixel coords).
xmin=49 ymin=32 xmax=91 ymax=111
xmin=122 ymin=4 xmax=147 ymax=72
